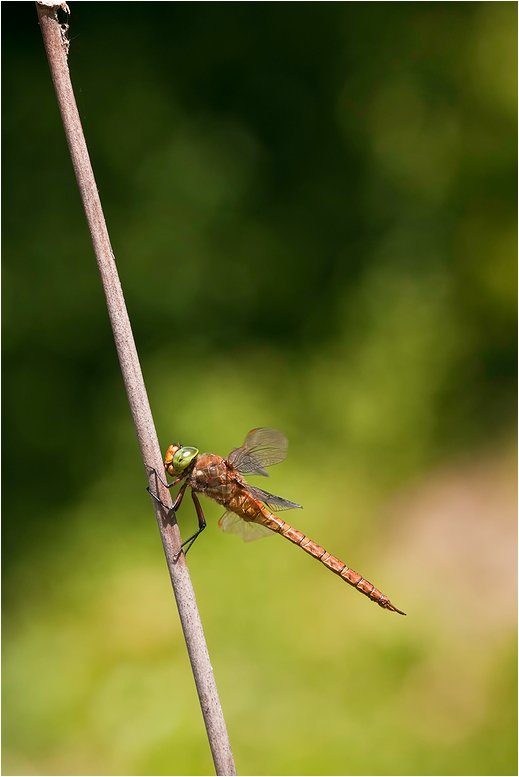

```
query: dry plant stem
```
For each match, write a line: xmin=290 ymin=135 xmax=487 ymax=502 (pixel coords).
xmin=35 ymin=4 xmax=236 ymax=775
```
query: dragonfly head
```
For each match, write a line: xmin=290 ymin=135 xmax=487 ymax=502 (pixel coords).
xmin=164 ymin=444 xmax=199 ymax=476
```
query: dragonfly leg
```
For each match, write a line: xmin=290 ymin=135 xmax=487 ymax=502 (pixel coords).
xmin=145 ymin=463 xmax=181 ymax=490
xmin=147 ymin=486 xmax=170 ymax=512
xmin=171 ymin=481 xmax=189 ymax=511
xmin=174 ymin=491 xmax=207 ymax=559
xmin=147 ymin=477 xmax=187 ymax=525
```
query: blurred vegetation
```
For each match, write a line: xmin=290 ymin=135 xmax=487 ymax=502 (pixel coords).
xmin=2 ymin=2 xmax=517 ymax=775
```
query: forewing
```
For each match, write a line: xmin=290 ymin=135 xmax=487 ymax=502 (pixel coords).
xmin=219 ymin=511 xmax=275 ymax=542
xmin=227 ymin=428 xmax=288 ymax=476
xmin=247 ymin=485 xmax=302 ymax=513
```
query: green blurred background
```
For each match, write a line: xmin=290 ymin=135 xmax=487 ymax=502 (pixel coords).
xmin=2 ymin=2 xmax=517 ymax=775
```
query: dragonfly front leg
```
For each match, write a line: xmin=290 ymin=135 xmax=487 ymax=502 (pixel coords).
xmin=145 ymin=463 xmax=182 ymax=495
xmin=146 ymin=466 xmax=187 ymax=523
xmin=175 ymin=491 xmax=207 ymax=559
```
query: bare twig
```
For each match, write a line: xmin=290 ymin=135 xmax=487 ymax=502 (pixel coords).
xmin=35 ymin=3 xmax=236 ymax=774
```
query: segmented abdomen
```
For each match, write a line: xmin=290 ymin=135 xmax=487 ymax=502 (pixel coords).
xmin=256 ymin=510 xmax=406 ymax=615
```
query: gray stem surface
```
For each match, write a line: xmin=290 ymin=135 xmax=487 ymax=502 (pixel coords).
xmin=35 ymin=3 xmax=236 ymax=774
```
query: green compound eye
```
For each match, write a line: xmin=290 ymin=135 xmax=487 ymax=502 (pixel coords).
xmin=172 ymin=446 xmax=198 ymax=472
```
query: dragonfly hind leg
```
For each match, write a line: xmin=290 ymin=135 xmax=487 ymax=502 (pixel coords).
xmin=174 ymin=492 xmax=207 ymax=559
xmin=145 ymin=467 xmax=206 ymax=560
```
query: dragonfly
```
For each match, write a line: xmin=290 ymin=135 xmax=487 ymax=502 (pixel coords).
xmin=149 ymin=428 xmax=405 ymax=615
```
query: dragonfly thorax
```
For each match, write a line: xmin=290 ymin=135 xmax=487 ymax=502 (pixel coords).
xmin=165 ymin=444 xmax=199 ymax=475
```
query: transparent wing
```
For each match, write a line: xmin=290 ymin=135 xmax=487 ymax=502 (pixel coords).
xmin=219 ymin=510 xmax=275 ymax=542
xmin=227 ymin=428 xmax=288 ymax=477
xmin=247 ymin=485 xmax=302 ymax=513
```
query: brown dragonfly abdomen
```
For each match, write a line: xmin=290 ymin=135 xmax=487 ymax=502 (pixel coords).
xmin=255 ymin=507 xmax=406 ymax=615
xmin=189 ymin=454 xmax=405 ymax=614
